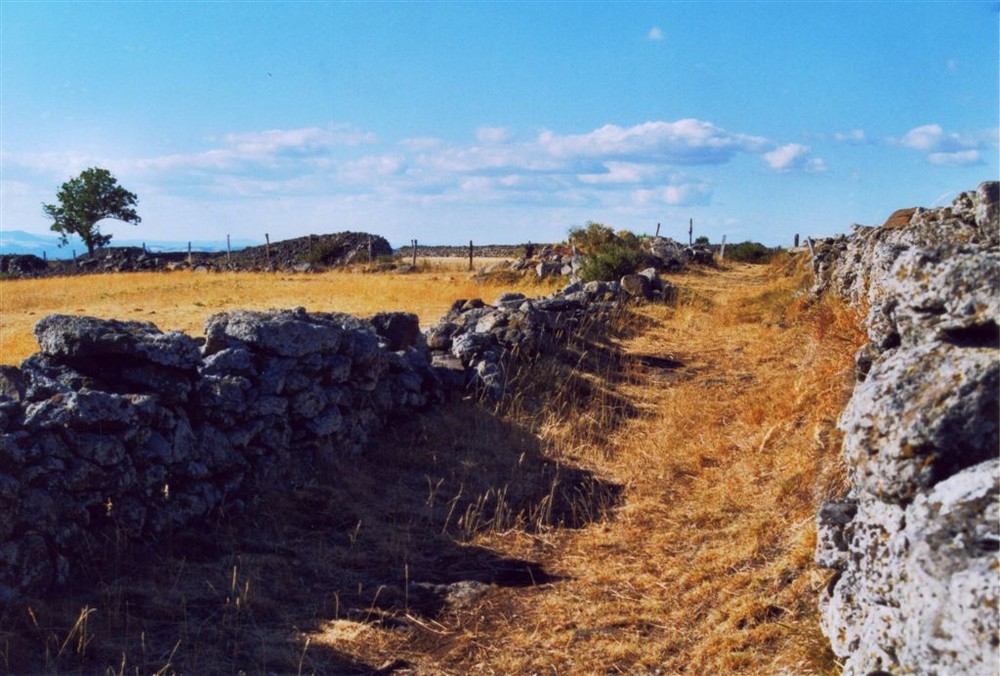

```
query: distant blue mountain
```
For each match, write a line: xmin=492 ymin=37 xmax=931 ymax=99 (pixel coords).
xmin=0 ymin=230 xmax=261 ymax=260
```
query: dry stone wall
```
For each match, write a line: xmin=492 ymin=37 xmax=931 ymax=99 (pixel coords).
xmin=0 ymin=309 xmax=441 ymax=600
xmin=812 ymin=181 xmax=999 ymax=674
xmin=0 ymin=270 xmax=674 ymax=600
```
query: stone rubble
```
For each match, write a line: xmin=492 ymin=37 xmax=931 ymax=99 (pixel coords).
xmin=812 ymin=181 xmax=999 ymax=674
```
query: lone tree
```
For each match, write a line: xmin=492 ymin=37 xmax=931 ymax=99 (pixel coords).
xmin=43 ymin=167 xmax=141 ymax=255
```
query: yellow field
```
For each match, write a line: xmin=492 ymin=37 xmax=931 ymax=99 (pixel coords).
xmin=1 ymin=258 xmax=864 ymax=673
xmin=0 ymin=258 xmax=542 ymax=365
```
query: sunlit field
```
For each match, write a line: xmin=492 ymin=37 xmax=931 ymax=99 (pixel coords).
xmin=0 ymin=258 xmax=546 ymax=365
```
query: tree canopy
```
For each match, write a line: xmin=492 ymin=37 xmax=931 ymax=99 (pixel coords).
xmin=43 ymin=167 xmax=141 ymax=255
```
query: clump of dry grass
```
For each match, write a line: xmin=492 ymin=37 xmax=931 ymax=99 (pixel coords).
xmin=0 ymin=257 xmax=864 ymax=673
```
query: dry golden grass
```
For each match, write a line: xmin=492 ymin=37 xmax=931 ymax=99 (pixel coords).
xmin=0 ymin=260 xmax=542 ymax=366
xmin=0 ymin=257 xmax=864 ymax=674
xmin=312 ymin=259 xmax=864 ymax=674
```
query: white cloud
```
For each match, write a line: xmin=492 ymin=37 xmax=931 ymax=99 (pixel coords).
xmin=647 ymin=26 xmax=664 ymax=41
xmin=476 ymin=126 xmax=512 ymax=144
xmin=763 ymin=144 xmax=826 ymax=173
xmin=632 ymin=178 xmax=712 ymax=206
xmin=891 ymin=123 xmax=996 ymax=166
xmin=336 ymin=155 xmax=408 ymax=183
xmin=578 ymin=162 xmax=660 ymax=185
xmin=223 ymin=125 xmax=375 ymax=156
xmin=896 ymin=124 xmax=965 ymax=152
xmin=400 ymin=136 xmax=444 ymax=151
xmin=537 ymin=119 xmax=768 ymax=164
xmin=833 ymin=129 xmax=867 ymax=145
xmin=928 ymin=150 xmax=982 ymax=167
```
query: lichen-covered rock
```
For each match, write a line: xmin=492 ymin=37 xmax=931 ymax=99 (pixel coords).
xmin=814 ymin=182 xmax=1000 ymax=674
xmin=369 ymin=312 xmax=421 ymax=352
xmin=204 ymin=307 xmax=343 ymax=357
xmin=839 ymin=342 xmax=998 ymax=503
xmin=897 ymin=459 xmax=999 ymax=671
xmin=647 ymin=236 xmax=686 ymax=270
xmin=34 ymin=315 xmax=201 ymax=370
xmin=32 ymin=315 xmax=202 ymax=404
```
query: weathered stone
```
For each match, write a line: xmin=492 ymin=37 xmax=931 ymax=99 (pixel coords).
xmin=620 ymin=274 xmax=651 ymax=299
xmin=71 ymin=432 xmax=127 ymax=466
xmin=204 ymin=308 xmax=343 ymax=357
xmin=839 ymin=342 xmax=998 ymax=503
xmin=369 ymin=312 xmax=421 ymax=351
xmin=648 ymin=236 xmax=686 ymax=270
xmin=451 ymin=332 xmax=496 ymax=365
xmin=475 ymin=311 xmax=508 ymax=334
xmin=34 ymin=315 xmax=201 ymax=371
xmin=884 ymin=247 xmax=999 ymax=349
xmin=495 ymin=292 xmax=527 ymax=307
xmin=23 ymin=389 xmax=139 ymax=432
xmin=201 ymin=347 xmax=256 ymax=377
xmin=425 ymin=322 xmax=460 ymax=350
xmin=814 ymin=182 xmax=1000 ymax=674
xmin=814 ymin=499 xmax=857 ymax=570
xmin=0 ymin=366 xmax=26 ymax=402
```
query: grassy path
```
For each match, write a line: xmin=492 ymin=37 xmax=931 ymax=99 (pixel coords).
xmin=333 ymin=261 xmax=864 ymax=673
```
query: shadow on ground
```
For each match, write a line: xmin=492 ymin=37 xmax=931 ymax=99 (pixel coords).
xmin=0 ymin=306 xmax=696 ymax=672
xmin=0 ymin=326 xmax=640 ymax=673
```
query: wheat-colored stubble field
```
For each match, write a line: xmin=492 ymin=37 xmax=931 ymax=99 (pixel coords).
xmin=0 ymin=258 xmax=545 ymax=366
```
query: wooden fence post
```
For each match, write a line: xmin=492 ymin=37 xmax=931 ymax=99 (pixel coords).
xmin=720 ymin=235 xmax=727 ymax=260
xmin=794 ymin=233 xmax=800 ymax=248
xmin=655 ymin=222 xmax=661 ymax=238
xmin=265 ymin=233 xmax=271 ymax=267
xmin=227 ymin=234 xmax=232 ymax=264
xmin=187 ymin=241 xmax=192 ymax=266
xmin=468 ymin=240 xmax=474 ymax=271
xmin=411 ymin=239 xmax=417 ymax=267
xmin=688 ymin=218 xmax=693 ymax=246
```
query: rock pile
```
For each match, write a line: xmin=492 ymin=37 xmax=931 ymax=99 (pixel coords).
xmin=812 ymin=181 xmax=999 ymax=674
xmin=0 ymin=254 xmax=49 ymax=277
xmin=647 ymin=237 xmax=715 ymax=270
xmin=230 ymin=231 xmax=393 ymax=270
xmin=0 ymin=232 xmax=394 ymax=277
xmin=425 ymin=269 xmax=676 ymax=399
xmin=402 ymin=243 xmax=538 ymax=259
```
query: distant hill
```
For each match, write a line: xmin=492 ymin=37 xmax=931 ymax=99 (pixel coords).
xmin=0 ymin=230 xmax=261 ymax=260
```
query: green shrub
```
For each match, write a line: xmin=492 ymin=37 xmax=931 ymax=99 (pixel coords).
xmin=578 ymin=243 xmax=649 ymax=282
xmin=568 ymin=222 xmax=617 ymax=255
xmin=724 ymin=241 xmax=780 ymax=264
xmin=304 ymin=240 xmax=347 ymax=265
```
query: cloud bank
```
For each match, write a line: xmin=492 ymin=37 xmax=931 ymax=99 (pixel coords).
xmin=891 ymin=123 xmax=995 ymax=166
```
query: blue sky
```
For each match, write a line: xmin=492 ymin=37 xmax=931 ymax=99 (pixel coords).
xmin=2 ymin=2 xmax=997 ymax=250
